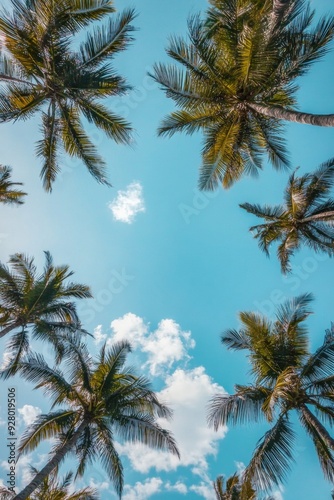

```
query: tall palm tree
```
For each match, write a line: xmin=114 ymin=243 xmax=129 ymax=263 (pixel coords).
xmin=240 ymin=158 xmax=334 ymax=273
xmin=209 ymin=294 xmax=334 ymax=493
xmin=0 ymin=165 xmax=26 ymax=204
xmin=0 ymin=468 xmax=99 ymax=500
xmin=152 ymin=0 xmax=334 ymax=189
xmin=214 ymin=474 xmax=256 ymax=500
xmin=12 ymin=338 xmax=180 ymax=500
xmin=0 ymin=251 xmax=91 ymax=375
xmin=0 ymin=0 xmax=135 ymax=191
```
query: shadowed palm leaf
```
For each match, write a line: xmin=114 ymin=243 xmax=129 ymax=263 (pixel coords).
xmin=0 ymin=165 xmax=26 ymax=204
xmin=0 ymin=468 xmax=99 ymax=499
xmin=209 ymin=294 xmax=334 ymax=493
xmin=13 ymin=338 xmax=179 ymax=500
xmin=0 ymin=251 xmax=91 ymax=375
xmin=152 ymin=0 xmax=334 ymax=189
xmin=214 ymin=473 xmax=256 ymax=500
xmin=240 ymin=158 xmax=334 ymax=272
xmin=0 ymin=0 xmax=136 ymax=190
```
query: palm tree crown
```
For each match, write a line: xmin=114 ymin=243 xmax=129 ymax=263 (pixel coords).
xmin=0 ymin=0 xmax=136 ymax=190
xmin=0 ymin=251 xmax=91 ymax=374
xmin=209 ymin=294 xmax=334 ymax=493
xmin=13 ymin=338 xmax=180 ymax=500
xmin=240 ymin=158 xmax=334 ymax=273
xmin=0 ymin=165 xmax=26 ymax=204
xmin=152 ymin=0 xmax=334 ymax=189
xmin=214 ymin=473 xmax=255 ymax=500
xmin=0 ymin=468 xmax=99 ymax=500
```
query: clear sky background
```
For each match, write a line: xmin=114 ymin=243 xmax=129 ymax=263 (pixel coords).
xmin=1 ymin=0 xmax=334 ymax=498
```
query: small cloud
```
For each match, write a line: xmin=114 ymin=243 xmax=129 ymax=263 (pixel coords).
xmin=93 ymin=325 xmax=107 ymax=345
xmin=108 ymin=313 xmax=195 ymax=376
xmin=18 ymin=405 xmax=42 ymax=426
xmin=108 ymin=182 xmax=145 ymax=224
xmin=123 ymin=478 xmax=163 ymax=500
xmin=190 ymin=482 xmax=216 ymax=500
xmin=89 ymin=478 xmax=110 ymax=491
xmin=0 ymin=351 xmax=12 ymax=370
xmin=165 ymin=481 xmax=188 ymax=494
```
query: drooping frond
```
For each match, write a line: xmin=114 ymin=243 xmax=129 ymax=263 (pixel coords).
xmin=208 ymin=385 xmax=269 ymax=430
xmin=243 ymin=416 xmax=295 ymax=492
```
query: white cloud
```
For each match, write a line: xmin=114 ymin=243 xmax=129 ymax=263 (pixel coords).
xmin=18 ymin=405 xmax=42 ymax=427
xmin=93 ymin=324 xmax=107 ymax=345
xmin=0 ymin=351 xmax=11 ymax=370
xmin=107 ymin=313 xmax=195 ymax=375
xmin=108 ymin=182 xmax=145 ymax=224
xmin=165 ymin=481 xmax=188 ymax=494
xmin=89 ymin=478 xmax=110 ymax=491
xmin=190 ymin=482 xmax=216 ymax=500
xmin=117 ymin=366 xmax=227 ymax=476
xmin=123 ymin=478 xmax=163 ymax=500
xmin=142 ymin=319 xmax=195 ymax=376
xmin=109 ymin=313 xmax=148 ymax=349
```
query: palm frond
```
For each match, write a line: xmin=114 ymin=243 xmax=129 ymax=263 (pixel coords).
xmin=243 ymin=416 xmax=295 ymax=492
xmin=208 ymin=386 xmax=269 ymax=430
xmin=78 ymin=8 xmax=137 ymax=68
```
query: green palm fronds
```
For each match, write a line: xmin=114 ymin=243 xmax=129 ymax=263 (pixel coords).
xmin=241 ymin=159 xmax=334 ymax=272
xmin=0 ymin=0 xmax=136 ymax=190
xmin=152 ymin=0 xmax=334 ymax=189
xmin=209 ymin=295 xmax=334 ymax=493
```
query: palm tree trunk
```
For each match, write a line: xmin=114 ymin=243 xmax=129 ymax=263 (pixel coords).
xmin=302 ymin=211 xmax=334 ymax=223
xmin=13 ymin=420 xmax=89 ymax=500
xmin=0 ymin=322 xmax=21 ymax=338
xmin=248 ymin=102 xmax=334 ymax=127
xmin=301 ymin=404 xmax=334 ymax=449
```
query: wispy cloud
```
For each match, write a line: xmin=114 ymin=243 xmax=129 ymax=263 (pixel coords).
xmin=123 ymin=478 xmax=163 ymax=500
xmin=18 ymin=405 xmax=42 ymax=427
xmin=108 ymin=182 xmax=145 ymax=224
xmin=96 ymin=313 xmax=195 ymax=376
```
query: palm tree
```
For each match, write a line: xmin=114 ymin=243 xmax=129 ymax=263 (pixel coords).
xmin=0 ymin=251 xmax=91 ymax=375
xmin=214 ymin=474 xmax=256 ymax=500
xmin=209 ymin=294 xmax=334 ymax=493
xmin=0 ymin=0 xmax=136 ymax=191
xmin=0 ymin=165 xmax=26 ymax=204
xmin=12 ymin=338 xmax=180 ymax=500
xmin=0 ymin=468 xmax=99 ymax=500
xmin=240 ymin=158 xmax=334 ymax=273
xmin=152 ymin=0 xmax=334 ymax=189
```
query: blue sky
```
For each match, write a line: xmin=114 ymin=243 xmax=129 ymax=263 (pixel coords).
xmin=1 ymin=0 xmax=334 ymax=498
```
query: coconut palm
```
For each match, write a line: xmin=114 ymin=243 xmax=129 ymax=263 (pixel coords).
xmin=240 ymin=158 xmax=334 ymax=273
xmin=152 ymin=0 xmax=334 ymax=189
xmin=209 ymin=294 xmax=334 ymax=493
xmin=0 ymin=165 xmax=26 ymax=205
xmin=0 ymin=251 xmax=91 ymax=375
xmin=13 ymin=338 xmax=179 ymax=500
xmin=0 ymin=0 xmax=135 ymax=191
xmin=0 ymin=468 xmax=99 ymax=500
xmin=214 ymin=474 xmax=256 ymax=500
